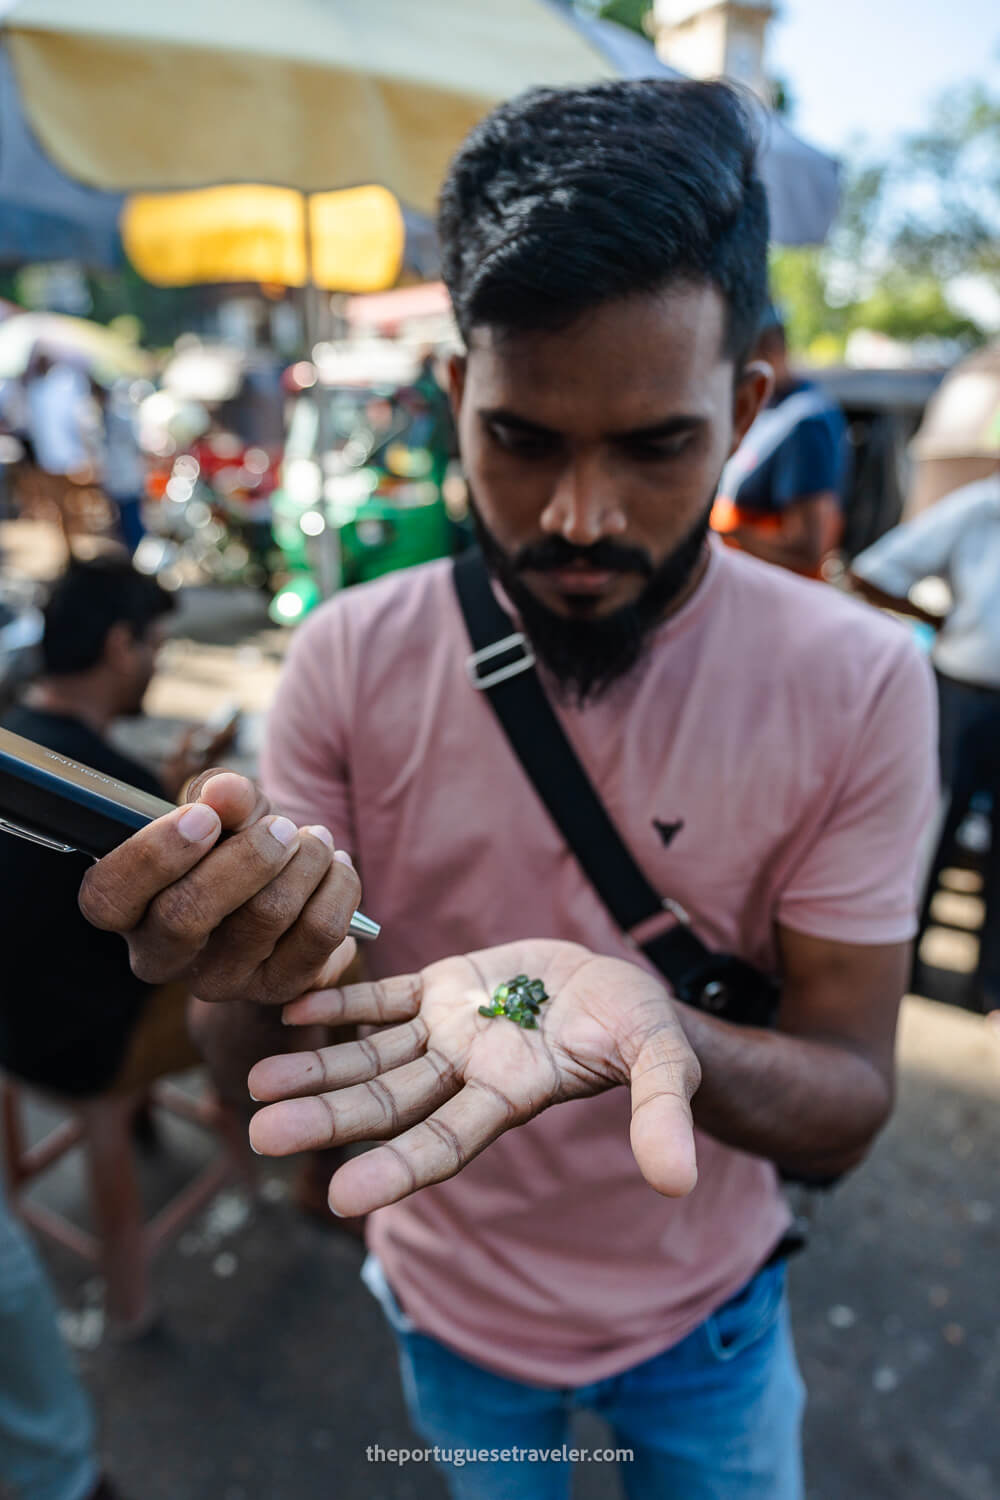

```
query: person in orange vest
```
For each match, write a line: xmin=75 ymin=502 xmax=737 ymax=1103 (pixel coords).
xmin=711 ymin=304 xmax=847 ymax=578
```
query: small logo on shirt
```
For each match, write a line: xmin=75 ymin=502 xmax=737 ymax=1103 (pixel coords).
xmin=653 ymin=818 xmax=685 ymax=849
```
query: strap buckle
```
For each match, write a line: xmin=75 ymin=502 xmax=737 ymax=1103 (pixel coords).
xmin=661 ymin=897 xmax=690 ymax=926
xmin=466 ymin=632 xmax=536 ymax=691
xmin=625 ymin=896 xmax=693 ymax=949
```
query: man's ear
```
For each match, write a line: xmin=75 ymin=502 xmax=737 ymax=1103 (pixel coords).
xmin=102 ymin=621 xmax=135 ymax=672
xmin=729 ymin=360 xmax=774 ymax=457
xmin=447 ymin=352 xmax=467 ymax=421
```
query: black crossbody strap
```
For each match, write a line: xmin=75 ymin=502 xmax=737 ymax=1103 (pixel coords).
xmin=452 ymin=549 xmax=709 ymax=983
xmin=454 ymin=551 xmax=817 ymax=1192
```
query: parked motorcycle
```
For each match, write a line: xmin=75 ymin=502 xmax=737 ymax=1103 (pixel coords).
xmin=139 ymin=429 xmax=282 ymax=590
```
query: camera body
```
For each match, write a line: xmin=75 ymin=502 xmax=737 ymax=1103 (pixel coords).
xmin=674 ymin=951 xmax=781 ymax=1031
xmin=0 ymin=726 xmax=172 ymax=860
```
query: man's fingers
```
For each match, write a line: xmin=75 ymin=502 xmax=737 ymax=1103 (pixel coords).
xmin=252 ymin=858 xmax=362 ymax=1005
xmin=79 ymin=801 xmax=224 ymax=933
xmin=282 ymin=973 xmax=424 ymax=1028
xmin=248 ymin=1018 xmax=428 ymax=1102
xmin=188 ymin=827 xmax=337 ymax=1003
xmin=628 ymin=1026 xmax=701 ymax=1198
xmin=308 ymin=936 xmax=358 ymax=992
xmin=184 ymin=770 xmax=268 ymax=829
xmin=126 ymin=814 xmax=304 ymax=984
xmin=326 ymin=1081 xmax=519 ymax=1217
xmin=79 ymin=771 xmax=269 ymax=940
xmin=172 ymin=726 xmax=197 ymax=757
xmin=248 ymin=1049 xmax=457 ymax=1155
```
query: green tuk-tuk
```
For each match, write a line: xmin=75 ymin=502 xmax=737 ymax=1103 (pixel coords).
xmin=269 ymin=343 xmax=458 ymax=624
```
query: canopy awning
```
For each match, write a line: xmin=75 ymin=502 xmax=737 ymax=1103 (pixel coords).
xmin=1 ymin=0 xmax=840 ymax=243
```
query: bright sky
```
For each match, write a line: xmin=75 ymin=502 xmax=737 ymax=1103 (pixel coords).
xmin=769 ymin=0 xmax=999 ymax=157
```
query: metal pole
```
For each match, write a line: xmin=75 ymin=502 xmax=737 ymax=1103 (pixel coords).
xmin=302 ymin=192 xmax=341 ymax=596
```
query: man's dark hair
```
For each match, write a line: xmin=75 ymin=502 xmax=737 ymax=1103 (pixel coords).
xmin=42 ymin=557 xmax=175 ymax=675
xmin=755 ymin=298 xmax=787 ymax=355
xmin=438 ymin=79 xmax=770 ymax=364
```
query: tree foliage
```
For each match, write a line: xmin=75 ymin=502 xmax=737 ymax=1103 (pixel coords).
xmin=889 ymin=82 xmax=1000 ymax=280
xmin=772 ymin=71 xmax=999 ymax=357
xmin=592 ymin=0 xmax=653 ymax=37
xmin=851 ymin=277 xmax=983 ymax=344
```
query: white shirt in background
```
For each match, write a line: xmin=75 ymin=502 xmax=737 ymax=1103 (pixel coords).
xmin=25 ymin=364 xmax=90 ymax=477
xmin=852 ymin=473 xmax=1000 ymax=689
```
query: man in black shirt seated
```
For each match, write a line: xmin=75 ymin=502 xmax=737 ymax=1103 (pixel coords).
xmin=0 ymin=557 xmax=224 ymax=1100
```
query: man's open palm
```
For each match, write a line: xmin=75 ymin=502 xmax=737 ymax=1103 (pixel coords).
xmin=247 ymin=940 xmax=701 ymax=1216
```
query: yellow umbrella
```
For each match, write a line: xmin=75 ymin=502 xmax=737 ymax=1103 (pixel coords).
xmin=121 ymin=184 xmax=406 ymax=293
xmin=2 ymin=0 xmax=618 ymax=214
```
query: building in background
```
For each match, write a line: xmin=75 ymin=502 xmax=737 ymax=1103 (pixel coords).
xmin=653 ymin=0 xmax=776 ymax=100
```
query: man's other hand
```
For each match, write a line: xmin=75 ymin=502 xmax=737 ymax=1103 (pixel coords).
xmin=78 ymin=771 xmax=360 ymax=1006
xmin=247 ymin=939 xmax=701 ymax=1216
xmin=160 ymin=717 xmax=240 ymax=801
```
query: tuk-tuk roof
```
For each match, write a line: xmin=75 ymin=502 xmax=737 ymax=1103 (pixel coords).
xmin=811 ymin=365 xmax=946 ymax=414
xmin=312 ymin=341 xmax=422 ymax=390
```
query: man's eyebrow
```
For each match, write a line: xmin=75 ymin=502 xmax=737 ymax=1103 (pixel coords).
xmin=616 ymin=415 xmax=707 ymax=441
xmin=478 ymin=408 xmax=556 ymax=436
xmin=478 ymin=407 xmax=707 ymax=440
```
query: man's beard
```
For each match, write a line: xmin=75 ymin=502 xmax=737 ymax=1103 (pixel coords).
xmin=470 ymin=495 xmax=714 ymax=707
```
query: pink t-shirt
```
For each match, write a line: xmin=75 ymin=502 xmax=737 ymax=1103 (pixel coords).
xmin=261 ymin=539 xmax=937 ymax=1385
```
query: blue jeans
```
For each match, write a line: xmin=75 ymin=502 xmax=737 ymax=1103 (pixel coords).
xmin=364 ymin=1256 xmax=804 ymax=1500
xmin=0 ymin=1182 xmax=98 ymax=1500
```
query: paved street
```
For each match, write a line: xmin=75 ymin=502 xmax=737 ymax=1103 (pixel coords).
xmin=4 ymin=523 xmax=999 ymax=1500
xmin=22 ymin=994 xmax=997 ymax=1500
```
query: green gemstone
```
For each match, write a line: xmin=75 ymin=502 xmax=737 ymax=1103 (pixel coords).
xmin=482 ymin=976 xmax=547 ymax=1026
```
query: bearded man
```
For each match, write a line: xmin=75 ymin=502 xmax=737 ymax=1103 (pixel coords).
xmin=79 ymin=80 xmax=935 ymax=1499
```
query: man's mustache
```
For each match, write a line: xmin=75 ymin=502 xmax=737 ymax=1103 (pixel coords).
xmin=512 ymin=535 xmax=654 ymax=577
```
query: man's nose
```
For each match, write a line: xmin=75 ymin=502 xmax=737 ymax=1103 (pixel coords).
xmin=539 ymin=457 xmax=627 ymax=546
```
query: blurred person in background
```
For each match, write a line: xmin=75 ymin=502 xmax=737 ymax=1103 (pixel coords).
xmin=93 ymin=381 xmax=147 ymax=556
xmin=20 ymin=354 xmax=100 ymax=538
xmin=711 ymin=303 xmax=848 ymax=577
xmin=850 ymin=450 xmax=1000 ymax=1014
xmin=23 ymin=355 xmax=93 ymax=485
xmin=0 ymin=375 xmax=30 ymax=523
xmin=0 ymin=558 xmax=234 ymax=1329
xmin=1 ymin=1179 xmax=124 ymax=1500
xmin=76 ymin=81 xmax=935 ymax=1499
xmin=0 ymin=373 xmax=29 ymax=447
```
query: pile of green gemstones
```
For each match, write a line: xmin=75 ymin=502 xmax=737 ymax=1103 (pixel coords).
xmin=478 ymin=974 xmax=550 ymax=1030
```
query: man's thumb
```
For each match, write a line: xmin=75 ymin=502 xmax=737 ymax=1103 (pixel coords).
xmin=628 ymin=1026 xmax=700 ymax=1198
